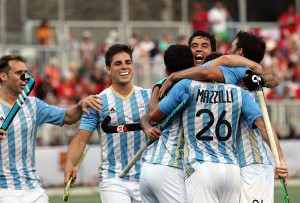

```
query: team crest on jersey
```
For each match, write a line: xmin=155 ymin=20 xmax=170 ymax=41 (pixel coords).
xmin=109 ymin=108 xmax=116 ymax=112
xmin=138 ymin=102 xmax=146 ymax=113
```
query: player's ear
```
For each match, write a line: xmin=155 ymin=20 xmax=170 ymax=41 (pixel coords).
xmin=106 ymin=66 xmax=111 ymax=75
xmin=0 ymin=72 xmax=7 ymax=81
xmin=237 ymin=48 xmax=244 ymax=56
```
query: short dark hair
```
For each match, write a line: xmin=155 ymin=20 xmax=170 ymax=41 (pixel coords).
xmin=105 ymin=44 xmax=133 ymax=67
xmin=164 ymin=44 xmax=194 ymax=74
xmin=0 ymin=55 xmax=26 ymax=74
xmin=203 ymin=52 xmax=223 ymax=63
xmin=235 ymin=30 xmax=266 ymax=63
xmin=188 ymin=30 xmax=217 ymax=52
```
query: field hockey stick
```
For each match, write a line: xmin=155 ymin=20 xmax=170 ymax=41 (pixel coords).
xmin=119 ymin=96 xmax=191 ymax=178
xmin=63 ymin=145 xmax=90 ymax=202
xmin=257 ymin=90 xmax=289 ymax=203
xmin=101 ymin=116 xmax=142 ymax=133
xmin=0 ymin=72 xmax=35 ymax=131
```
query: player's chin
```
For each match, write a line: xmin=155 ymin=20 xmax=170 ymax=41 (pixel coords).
xmin=194 ymin=59 xmax=202 ymax=66
xmin=119 ymin=75 xmax=132 ymax=83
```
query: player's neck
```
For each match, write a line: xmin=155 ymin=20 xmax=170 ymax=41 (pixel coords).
xmin=0 ymin=88 xmax=19 ymax=105
xmin=110 ymin=83 xmax=134 ymax=98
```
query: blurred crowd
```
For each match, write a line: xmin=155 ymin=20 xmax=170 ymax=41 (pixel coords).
xmin=31 ymin=3 xmax=300 ymax=145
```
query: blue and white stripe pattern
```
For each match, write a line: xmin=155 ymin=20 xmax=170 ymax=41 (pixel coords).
xmin=145 ymin=116 xmax=185 ymax=170
xmin=143 ymin=78 xmax=185 ymax=170
xmin=0 ymin=97 xmax=66 ymax=190
xmin=218 ymin=66 xmax=273 ymax=167
xmin=80 ymin=86 xmax=151 ymax=182
xmin=159 ymin=79 xmax=262 ymax=176
xmin=236 ymin=91 xmax=273 ymax=167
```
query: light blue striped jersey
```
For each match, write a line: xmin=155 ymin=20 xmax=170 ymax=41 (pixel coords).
xmin=159 ymin=79 xmax=262 ymax=176
xmin=0 ymin=97 xmax=66 ymax=190
xmin=143 ymin=78 xmax=185 ymax=170
xmin=219 ymin=66 xmax=273 ymax=167
xmin=79 ymin=86 xmax=151 ymax=182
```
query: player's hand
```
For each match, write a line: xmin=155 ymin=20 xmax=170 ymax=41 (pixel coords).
xmin=64 ymin=160 xmax=78 ymax=187
xmin=240 ymin=70 xmax=266 ymax=91
xmin=251 ymin=63 xmax=263 ymax=74
xmin=145 ymin=126 xmax=162 ymax=140
xmin=275 ymin=165 xmax=288 ymax=185
xmin=79 ymin=95 xmax=102 ymax=115
xmin=158 ymin=77 xmax=174 ymax=99
xmin=0 ymin=129 xmax=7 ymax=141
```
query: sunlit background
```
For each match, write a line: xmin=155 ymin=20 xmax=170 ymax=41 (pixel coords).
xmin=0 ymin=0 xmax=300 ymax=202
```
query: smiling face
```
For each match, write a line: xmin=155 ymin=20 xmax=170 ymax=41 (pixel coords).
xmin=190 ymin=36 xmax=213 ymax=66
xmin=0 ymin=60 xmax=28 ymax=96
xmin=106 ymin=52 xmax=133 ymax=88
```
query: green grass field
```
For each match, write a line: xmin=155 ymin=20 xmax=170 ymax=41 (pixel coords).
xmin=48 ymin=185 xmax=300 ymax=203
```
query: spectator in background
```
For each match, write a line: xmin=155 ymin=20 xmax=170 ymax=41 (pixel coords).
xmin=158 ymin=32 xmax=174 ymax=53
xmin=79 ymin=30 xmax=96 ymax=72
xmin=176 ymin=35 xmax=188 ymax=45
xmin=37 ymin=19 xmax=55 ymax=46
xmin=189 ymin=2 xmax=209 ymax=31
xmin=208 ymin=1 xmax=231 ymax=44
xmin=45 ymin=58 xmax=61 ymax=88
xmin=137 ymin=34 xmax=155 ymax=59
xmin=90 ymin=63 xmax=111 ymax=93
xmin=36 ymin=75 xmax=59 ymax=105
xmin=278 ymin=5 xmax=300 ymax=38
xmin=37 ymin=19 xmax=56 ymax=68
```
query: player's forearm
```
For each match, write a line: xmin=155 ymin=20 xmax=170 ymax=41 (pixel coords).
xmin=140 ymin=114 xmax=152 ymax=132
xmin=263 ymin=73 xmax=279 ymax=88
xmin=64 ymin=104 xmax=82 ymax=125
xmin=272 ymin=127 xmax=287 ymax=166
xmin=212 ymin=55 xmax=262 ymax=73
xmin=255 ymin=117 xmax=286 ymax=166
xmin=168 ymin=67 xmax=200 ymax=82
xmin=149 ymin=87 xmax=160 ymax=112
xmin=169 ymin=66 xmax=224 ymax=83
xmin=66 ymin=133 xmax=88 ymax=166
xmin=255 ymin=117 xmax=271 ymax=146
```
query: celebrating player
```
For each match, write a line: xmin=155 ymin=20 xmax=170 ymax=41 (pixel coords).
xmin=0 ymin=55 xmax=101 ymax=203
xmin=139 ymin=44 xmax=194 ymax=203
xmin=157 ymin=30 xmax=288 ymax=202
xmin=147 ymin=46 xmax=286 ymax=202
xmin=64 ymin=44 xmax=151 ymax=203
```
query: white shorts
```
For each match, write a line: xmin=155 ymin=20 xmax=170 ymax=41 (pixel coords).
xmin=139 ymin=163 xmax=186 ymax=203
xmin=0 ymin=188 xmax=48 ymax=203
xmin=99 ymin=178 xmax=141 ymax=203
xmin=185 ymin=162 xmax=240 ymax=203
xmin=240 ymin=164 xmax=274 ymax=203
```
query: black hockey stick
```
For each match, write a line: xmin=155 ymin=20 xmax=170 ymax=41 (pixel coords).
xmin=101 ymin=116 xmax=142 ymax=133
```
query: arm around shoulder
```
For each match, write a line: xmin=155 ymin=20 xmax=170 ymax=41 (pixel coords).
xmin=263 ymin=73 xmax=279 ymax=88
xmin=64 ymin=95 xmax=102 ymax=125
